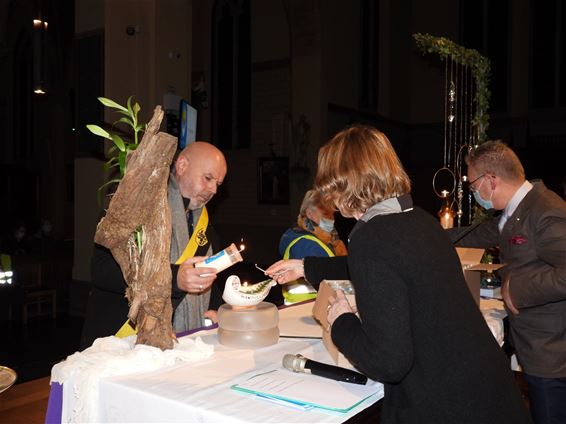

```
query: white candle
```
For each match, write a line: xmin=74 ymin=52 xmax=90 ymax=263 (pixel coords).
xmin=440 ymin=211 xmax=454 ymax=229
xmin=195 ymin=243 xmax=243 ymax=274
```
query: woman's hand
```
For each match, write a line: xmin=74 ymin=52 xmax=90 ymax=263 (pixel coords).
xmin=327 ymin=290 xmax=354 ymax=328
xmin=264 ymin=259 xmax=304 ymax=284
xmin=177 ymin=256 xmax=217 ymax=294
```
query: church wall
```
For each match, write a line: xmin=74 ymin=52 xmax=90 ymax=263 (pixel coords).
xmin=213 ymin=0 xmax=293 ymax=264
xmin=322 ymin=0 xmax=361 ymax=112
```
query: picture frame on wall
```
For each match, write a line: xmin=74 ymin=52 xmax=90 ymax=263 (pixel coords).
xmin=257 ymin=157 xmax=289 ymax=204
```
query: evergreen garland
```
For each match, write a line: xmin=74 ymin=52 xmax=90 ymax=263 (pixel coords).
xmin=413 ymin=33 xmax=491 ymax=143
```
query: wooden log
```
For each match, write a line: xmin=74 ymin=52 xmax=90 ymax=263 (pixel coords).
xmin=94 ymin=106 xmax=178 ymax=350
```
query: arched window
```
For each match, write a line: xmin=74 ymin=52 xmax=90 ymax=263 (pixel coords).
xmin=360 ymin=0 xmax=379 ymax=110
xmin=13 ymin=33 xmax=34 ymax=161
xmin=212 ymin=0 xmax=251 ymax=149
xmin=530 ymin=0 xmax=566 ymax=109
xmin=460 ymin=0 xmax=509 ymax=113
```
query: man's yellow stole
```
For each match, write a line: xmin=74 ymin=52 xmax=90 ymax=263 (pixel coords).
xmin=175 ymin=207 xmax=210 ymax=264
xmin=115 ymin=207 xmax=211 ymax=338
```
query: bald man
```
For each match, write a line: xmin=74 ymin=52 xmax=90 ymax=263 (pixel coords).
xmin=169 ymin=142 xmax=227 ymax=332
xmin=81 ymin=142 xmax=228 ymax=348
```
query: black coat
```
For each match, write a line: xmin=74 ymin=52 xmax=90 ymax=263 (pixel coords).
xmin=305 ymin=207 xmax=531 ymax=424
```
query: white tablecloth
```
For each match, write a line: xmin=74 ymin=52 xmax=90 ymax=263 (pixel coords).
xmin=53 ymin=300 xmax=506 ymax=423
xmin=479 ymin=298 xmax=507 ymax=346
xmin=94 ymin=303 xmax=383 ymax=423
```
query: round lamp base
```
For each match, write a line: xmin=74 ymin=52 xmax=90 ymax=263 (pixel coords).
xmin=217 ymin=302 xmax=279 ymax=349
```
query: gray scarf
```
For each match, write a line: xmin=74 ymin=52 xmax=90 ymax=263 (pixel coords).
xmin=168 ymin=174 xmax=212 ymax=333
xmin=349 ymin=194 xmax=413 ymax=240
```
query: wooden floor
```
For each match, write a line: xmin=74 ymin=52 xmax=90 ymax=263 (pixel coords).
xmin=0 ymin=311 xmax=83 ymax=424
xmin=0 ymin=376 xmax=50 ymax=424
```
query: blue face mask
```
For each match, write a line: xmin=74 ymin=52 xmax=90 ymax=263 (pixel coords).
xmin=304 ymin=218 xmax=315 ymax=231
xmin=318 ymin=218 xmax=335 ymax=233
xmin=473 ymin=189 xmax=493 ymax=210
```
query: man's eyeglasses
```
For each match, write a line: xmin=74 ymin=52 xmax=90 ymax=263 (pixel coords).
xmin=468 ymin=174 xmax=485 ymax=192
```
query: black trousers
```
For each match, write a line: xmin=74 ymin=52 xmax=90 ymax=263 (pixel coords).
xmin=523 ymin=373 xmax=566 ymax=424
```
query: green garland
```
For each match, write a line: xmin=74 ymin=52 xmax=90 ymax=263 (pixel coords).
xmin=413 ymin=33 xmax=491 ymax=143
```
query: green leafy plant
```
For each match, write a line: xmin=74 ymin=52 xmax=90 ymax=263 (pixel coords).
xmin=87 ymin=96 xmax=147 ymax=252
xmin=413 ymin=33 xmax=491 ymax=144
xmin=87 ymin=96 xmax=146 ymax=191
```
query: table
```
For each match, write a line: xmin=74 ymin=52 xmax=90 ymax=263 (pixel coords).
xmin=46 ymin=299 xmax=506 ymax=423
xmin=46 ymin=302 xmax=384 ymax=423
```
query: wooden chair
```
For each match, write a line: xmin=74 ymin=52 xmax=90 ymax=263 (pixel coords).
xmin=15 ymin=260 xmax=57 ymax=324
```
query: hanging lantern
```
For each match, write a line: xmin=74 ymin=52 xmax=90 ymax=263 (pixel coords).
xmin=438 ymin=190 xmax=455 ymax=229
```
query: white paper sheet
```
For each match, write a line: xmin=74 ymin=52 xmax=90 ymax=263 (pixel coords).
xmin=232 ymin=369 xmax=382 ymax=412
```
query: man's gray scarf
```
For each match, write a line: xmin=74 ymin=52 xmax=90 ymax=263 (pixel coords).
xmin=168 ymin=174 xmax=212 ymax=332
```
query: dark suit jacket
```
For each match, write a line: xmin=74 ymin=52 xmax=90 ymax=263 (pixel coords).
xmin=451 ymin=180 xmax=566 ymax=378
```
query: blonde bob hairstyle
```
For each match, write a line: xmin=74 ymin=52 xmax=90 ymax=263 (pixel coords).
xmin=314 ymin=125 xmax=411 ymax=217
xmin=298 ymin=189 xmax=329 ymax=220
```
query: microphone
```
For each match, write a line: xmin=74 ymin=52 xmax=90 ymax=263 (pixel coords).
xmin=282 ymin=354 xmax=367 ymax=385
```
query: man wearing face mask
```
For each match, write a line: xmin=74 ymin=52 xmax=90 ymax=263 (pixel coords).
xmin=449 ymin=140 xmax=566 ymax=424
xmin=278 ymin=189 xmax=347 ymax=303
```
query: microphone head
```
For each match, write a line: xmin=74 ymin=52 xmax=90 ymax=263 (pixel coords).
xmin=282 ymin=353 xmax=306 ymax=372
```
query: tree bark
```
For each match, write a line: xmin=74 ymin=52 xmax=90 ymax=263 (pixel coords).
xmin=94 ymin=106 xmax=178 ymax=350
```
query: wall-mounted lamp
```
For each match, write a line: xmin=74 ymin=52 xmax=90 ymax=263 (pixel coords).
xmin=33 ymin=18 xmax=48 ymax=95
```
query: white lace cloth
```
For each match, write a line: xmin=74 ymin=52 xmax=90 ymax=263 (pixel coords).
xmin=479 ymin=298 xmax=507 ymax=346
xmin=50 ymin=335 xmax=214 ymax=423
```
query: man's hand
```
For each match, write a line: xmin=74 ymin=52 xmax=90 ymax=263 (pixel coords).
xmin=203 ymin=310 xmax=218 ymax=324
xmin=501 ymin=276 xmax=519 ymax=315
xmin=177 ymin=256 xmax=217 ymax=294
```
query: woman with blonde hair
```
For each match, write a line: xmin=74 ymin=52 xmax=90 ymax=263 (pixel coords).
xmin=266 ymin=125 xmax=531 ymax=423
xmin=278 ymin=189 xmax=347 ymax=303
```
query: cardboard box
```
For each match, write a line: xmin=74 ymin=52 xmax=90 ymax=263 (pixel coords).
xmin=312 ymin=280 xmax=356 ymax=367
xmin=455 ymin=247 xmax=504 ymax=305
